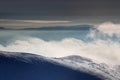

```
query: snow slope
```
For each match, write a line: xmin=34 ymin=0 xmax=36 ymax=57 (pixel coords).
xmin=0 ymin=51 xmax=119 ymax=80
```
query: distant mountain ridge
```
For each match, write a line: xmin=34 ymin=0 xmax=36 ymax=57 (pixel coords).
xmin=0 ymin=25 xmax=94 ymax=30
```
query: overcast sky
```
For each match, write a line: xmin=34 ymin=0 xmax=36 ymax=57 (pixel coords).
xmin=0 ymin=0 xmax=120 ymax=26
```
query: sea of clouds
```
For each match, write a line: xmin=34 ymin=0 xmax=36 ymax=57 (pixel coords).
xmin=0 ymin=22 xmax=120 ymax=65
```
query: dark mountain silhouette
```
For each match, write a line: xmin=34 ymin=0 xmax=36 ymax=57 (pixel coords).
xmin=0 ymin=27 xmax=7 ymax=30
xmin=0 ymin=25 xmax=94 ymax=30
xmin=0 ymin=27 xmax=13 ymax=30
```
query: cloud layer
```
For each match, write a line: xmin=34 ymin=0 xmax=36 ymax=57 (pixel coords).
xmin=0 ymin=37 xmax=120 ymax=65
xmin=0 ymin=19 xmax=72 ymax=28
xmin=0 ymin=22 xmax=120 ymax=65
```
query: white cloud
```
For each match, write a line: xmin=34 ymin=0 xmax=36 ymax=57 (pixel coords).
xmin=97 ymin=22 xmax=120 ymax=36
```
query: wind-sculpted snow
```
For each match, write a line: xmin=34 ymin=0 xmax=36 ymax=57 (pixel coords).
xmin=53 ymin=56 xmax=120 ymax=80
xmin=0 ymin=51 xmax=120 ymax=80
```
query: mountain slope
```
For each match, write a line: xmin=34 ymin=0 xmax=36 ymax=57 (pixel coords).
xmin=53 ymin=55 xmax=120 ymax=80
xmin=0 ymin=51 xmax=120 ymax=80
xmin=0 ymin=51 xmax=102 ymax=80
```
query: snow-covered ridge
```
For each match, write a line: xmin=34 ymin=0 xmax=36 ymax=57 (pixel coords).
xmin=0 ymin=51 xmax=120 ymax=80
xmin=53 ymin=56 xmax=120 ymax=80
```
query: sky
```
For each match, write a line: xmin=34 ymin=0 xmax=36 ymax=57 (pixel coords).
xmin=0 ymin=0 xmax=120 ymax=28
